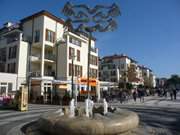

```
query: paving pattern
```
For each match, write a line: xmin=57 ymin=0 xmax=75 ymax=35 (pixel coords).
xmin=0 ymin=94 xmax=179 ymax=135
xmin=0 ymin=104 xmax=60 ymax=135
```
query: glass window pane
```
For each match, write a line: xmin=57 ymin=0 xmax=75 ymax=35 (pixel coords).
xmin=8 ymin=83 xmax=12 ymax=91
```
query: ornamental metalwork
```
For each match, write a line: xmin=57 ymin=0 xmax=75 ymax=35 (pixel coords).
xmin=62 ymin=2 xmax=120 ymax=33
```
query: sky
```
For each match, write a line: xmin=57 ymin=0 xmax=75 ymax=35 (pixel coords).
xmin=0 ymin=0 xmax=180 ymax=78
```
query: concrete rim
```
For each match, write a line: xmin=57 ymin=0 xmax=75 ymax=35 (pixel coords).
xmin=38 ymin=108 xmax=139 ymax=135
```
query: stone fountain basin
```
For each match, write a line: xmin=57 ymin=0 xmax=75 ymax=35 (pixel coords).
xmin=38 ymin=108 xmax=139 ymax=135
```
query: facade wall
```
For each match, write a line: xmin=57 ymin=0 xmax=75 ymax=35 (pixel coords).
xmin=0 ymin=11 xmax=99 ymax=100
xmin=0 ymin=73 xmax=17 ymax=91
xmin=0 ymin=29 xmax=28 ymax=91
xmin=99 ymin=55 xmax=155 ymax=87
xmin=0 ymin=73 xmax=25 ymax=96
xmin=17 ymin=40 xmax=28 ymax=78
xmin=57 ymin=42 xmax=67 ymax=79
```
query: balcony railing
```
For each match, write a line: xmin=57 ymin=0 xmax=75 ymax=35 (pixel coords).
xmin=7 ymin=37 xmax=19 ymax=44
xmin=30 ymin=55 xmax=41 ymax=61
xmin=90 ymin=47 xmax=97 ymax=53
xmin=45 ymin=54 xmax=55 ymax=61
xmin=30 ymin=71 xmax=41 ymax=77
xmin=44 ymin=71 xmax=55 ymax=76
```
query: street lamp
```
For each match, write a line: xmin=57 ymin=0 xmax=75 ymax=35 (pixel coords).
xmin=71 ymin=55 xmax=76 ymax=99
xmin=62 ymin=1 xmax=120 ymax=100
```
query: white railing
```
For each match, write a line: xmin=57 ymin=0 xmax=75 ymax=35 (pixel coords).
xmin=30 ymin=55 xmax=41 ymax=61
xmin=30 ymin=71 xmax=41 ymax=77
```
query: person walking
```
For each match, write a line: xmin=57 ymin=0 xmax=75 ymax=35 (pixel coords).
xmin=137 ymin=89 xmax=142 ymax=102
xmin=132 ymin=90 xmax=137 ymax=102
xmin=141 ymin=89 xmax=145 ymax=103
xmin=163 ymin=89 xmax=167 ymax=98
xmin=173 ymin=89 xmax=177 ymax=100
xmin=119 ymin=90 xmax=123 ymax=104
xmin=169 ymin=90 xmax=173 ymax=100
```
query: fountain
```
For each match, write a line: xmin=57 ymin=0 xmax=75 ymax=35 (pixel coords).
xmin=37 ymin=98 xmax=139 ymax=135
xmin=69 ymin=98 xmax=75 ymax=117
xmin=85 ymin=99 xmax=89 ymax=117
xmin=85 ymin=98 xmax=94 ymax=117
xmin=103 ymin=98 xmax=108 ymax=115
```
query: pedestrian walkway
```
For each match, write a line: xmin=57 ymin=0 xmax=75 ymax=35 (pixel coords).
xmin=0 ymin=104 xmax=60 ymax=135
xmin=109 ymin=93 xmax=180 ymax=108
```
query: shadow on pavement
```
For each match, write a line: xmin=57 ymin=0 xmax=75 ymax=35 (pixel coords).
xmin=126 ymin=107 xmax=180 ymax=135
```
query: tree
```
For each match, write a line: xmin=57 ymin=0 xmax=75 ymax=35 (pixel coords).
xmin=126 ymin=83 xmax=133 ymax=90
xmin=165 ymin=74 xmax=180 ymax=89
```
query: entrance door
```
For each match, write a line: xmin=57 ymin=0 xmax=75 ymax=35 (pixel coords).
xmin=43 ymin=83 xmax=52 ymax=104
xmin=0 ymin=83 xmax=8 ymax=96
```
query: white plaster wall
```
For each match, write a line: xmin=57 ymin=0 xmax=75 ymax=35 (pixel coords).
xmin=17 ymin=41 xmax=28 ymax=78
xmin=22 ymin=16 xmax=44 ymax=77
xmin=23 ymin=16 xmax=44 ymax=43
xmin=0 ymin=73 xmax=17 ymax=91
xmin=43 ymin=16 xmax=64 ymax=44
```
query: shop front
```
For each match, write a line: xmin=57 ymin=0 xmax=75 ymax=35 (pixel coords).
xmin=77 ymin=78 xmax=98 ymax=101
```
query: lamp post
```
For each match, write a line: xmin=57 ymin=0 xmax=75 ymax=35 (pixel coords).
xmin=62 ymin=1 xmax=120 ymax=100
xmin=71 ymin=55 xmax=76 ymax=99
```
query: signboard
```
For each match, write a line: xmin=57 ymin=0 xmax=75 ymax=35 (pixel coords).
xmin=18 ymin=86 xmax=28 ymax=111
xmin=79 ymin=78 xmax=97 ymax=86
xmin=59 ymin=84 xmax=67 ymax=89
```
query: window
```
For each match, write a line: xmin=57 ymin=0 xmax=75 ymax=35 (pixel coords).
xmin=90 ymin=68 xmax=98 ymax=78
xmin=6 ymin=36 xmax=19 ymax=44
xmin=77 ymin=50 xmax=80 ymax=61
xmin=0 ymin=48 xmax=6 ymax=62
xmin=121 ymin=64 xmax=125 ymax=69
xmin=7 ymin=63 xmax=16 ymax=73
xmin=69 ymin=37 xmax=81 ymax=46
xmin=46 ymin=29 xmax=55 ymax=43
xmin=0 ymin=82 xmax=7 ymax=96
xmin=91 ymin=86 xmax=96 ymax=91
xmin=69 ymin=63 xmax=72 ymax=76
xmin=8 ymin=83 xmax=12 ymax=91
xmin=90 ymin=55 xmax=98 ymax=65
xmin=69 ymin=64 xmax=82 ymax=76
xmin=0 ymin=86 xmax=6 ymax=95
xmin=0 ymin=63 xmax=5 ymax=72
xmin=111 ymin=78 xmax=117 ymax=82
xmin=111 ymin=70 xmax=116 ymax=76
xmin=8 ymin=46 xmax=17 ymax=59
xmin=34 ymin=30 xmax=40 ymax=42
xmin=75 ymin=65 xmax=82 ymax=76
xmin=69 ymin=47 xmax=75 ymax=59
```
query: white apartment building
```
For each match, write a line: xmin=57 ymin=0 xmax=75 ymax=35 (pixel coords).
xmin=0 ymin=22 xmax=28 ymax=96
xmin=0 ymin=10 xmax=99 ymax=101
xmin=99 ymin=54 xmax=155 ymax=88
xmin=99 ymin=54 xmax=137 ymax=84
xmin=149 ymin=71 xmax=156 ymax=88
xmin=140 ymin=66 xmax=156 ymax=88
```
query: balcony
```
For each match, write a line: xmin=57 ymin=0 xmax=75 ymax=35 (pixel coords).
xmin=44 ymin=54 xmax=55 ymax=62
xmin=44 ymin=71 xmax=55 ymax=77
xmin=30 ymin=55 xmax=41 ymax=62
xmin=30 ymin=71 xmax=41 ymax=77
xmin=90 ymin=47 xmax=97 ymax=53
xmin=7 ymin=37 xmax=19 ymax=44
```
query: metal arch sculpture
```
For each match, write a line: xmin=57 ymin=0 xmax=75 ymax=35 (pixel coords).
xmin=62 ymin=1 xmax=120 ymax=33
xmin=62 ymin=1 xmax=120 ymax=99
